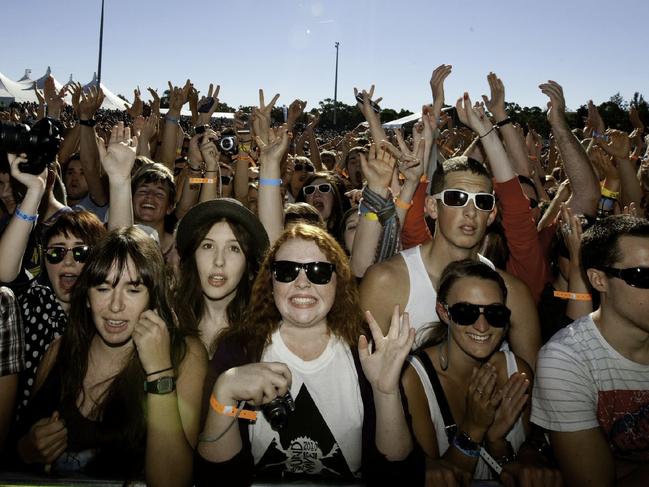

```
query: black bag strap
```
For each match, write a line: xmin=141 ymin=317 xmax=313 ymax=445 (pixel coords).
xmin=413 ymin=350 xmax=457 ymax=440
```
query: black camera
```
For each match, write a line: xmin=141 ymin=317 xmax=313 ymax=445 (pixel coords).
xmin=262 ymin=392 xmax=295 ymax=431
xmin=0 ymin=118 xmax=61 ymax=174
xmin=218 ymin=135 xmax=238 ymax=155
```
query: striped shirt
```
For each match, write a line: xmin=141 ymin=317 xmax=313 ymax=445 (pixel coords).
xmin=531 ymin=314 xmax=649 ymax=462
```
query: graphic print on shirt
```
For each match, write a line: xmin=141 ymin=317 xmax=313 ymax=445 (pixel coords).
xmin=256 ymin=383 xmax=352 ymax=478
xmin=597 ymin=390 xmax=649 ymax=461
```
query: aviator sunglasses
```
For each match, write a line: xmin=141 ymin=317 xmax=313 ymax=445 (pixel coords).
xmin=44 ymin=245 xmax=91 ymax=264
xmin=432 ymin=189 xmax=496 ymax=212
xmin=272 ymin=261 xmax=336 ymax=285
xmin=303 ymin=183 xmax=332 ymax=197
xmin=599 ymin=266 xmax=649 ymax=289
xmin=445 ymin=302 xmax=511 ymax=328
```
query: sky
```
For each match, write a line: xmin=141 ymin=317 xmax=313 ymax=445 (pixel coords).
xmin=2 ymin=0 xmax=648 ymax=113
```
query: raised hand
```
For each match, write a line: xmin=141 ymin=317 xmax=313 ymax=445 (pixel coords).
xmin=455 ymin=93 xmax=493 ymax=137
xmin=8 ymin=153 xmax=48 ymax=192
xmin=482 ymin=72 xmax=506 ymax=119
xmin=559 ymin=203 xmax=584 ymax=262
xmin=101 ymin=122 xmax=137 ymax=183
xmin=596 ymin=129 xmax=631 ymax=160
xmin=167 ymin=80 xmax=192 ymax=114
xmin=430 ymin=64 xmax=452 ymax=118
xmin=147 ymin=87 xmax=161 ymax=115
xmin=198 ymin=129 xmax=221 ymax=164
xmin=196 ymin=83 xmax=221 ymax=125
xmin=126 ymin=87 xmax=143 ymax=118
xmin=359 ymin=140 xmax=401 ymax=194
xmin=629 ymin=105 xmax=645 ymax=133
xmin=359 ymin=306 xmax=415 ymax=396
xmin=18 ymin=411 xmax=67 ymax=465
xmin=79 ymin=84 xmax=105 ymax=120
xmin=258 ymin=88 xmax=280 ymax=121
xmin=286 ymin=99 xmax=307 ymax=127
xmin=132 ymin=309 xmax=172 ymax=375
xmin=354 ymin=85 xmax=383 ymax=125
xmin=485 ymin=372 xmax=529 ymax=443
xmin=43 ymin=75 xmax=67 ymax=119
xmin=587 ymin=100 xmax=606 ymax=135
xmin=256 ymin=125 xmax=291 ymax=163
xmin=539 ymin=80 xmax=567 ymax=127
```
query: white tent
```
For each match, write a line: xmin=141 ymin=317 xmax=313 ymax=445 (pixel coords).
xmin=0 ymin=71 xmax=38 ymax=103
xmin=381 ymin=112 xmax=421 ymax=129
xmin=159 ymin=107 xmax=234 ymax=119
xmin=84 ymin=73 xmax=131 ymax=110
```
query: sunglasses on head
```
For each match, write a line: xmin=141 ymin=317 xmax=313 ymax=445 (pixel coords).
xmin=303 ymin=183 xmax=332 ymax=197
xmin=294 ymin=163 xmax=315 ymax=173
xmin=445 ymin=302 xmax=511 ymax=328
xmin=44 ymin=245 xmax=91 ymax=264
xmin=272 ymin=261 xmax=336 ymax=285
xmin=599 ymin=266 xmax=649 ymax=289
xmin=432 ymin=189 xmax=496 ymax=212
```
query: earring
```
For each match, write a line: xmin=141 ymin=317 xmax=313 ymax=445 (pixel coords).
xmin=439 ymin=324 xmax=450 ymax=371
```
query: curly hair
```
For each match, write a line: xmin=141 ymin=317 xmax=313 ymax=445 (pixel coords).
xmin=219 ymin=223 xmax=366 ymax=361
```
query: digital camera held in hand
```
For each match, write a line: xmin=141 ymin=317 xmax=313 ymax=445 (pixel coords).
xmin=262 ymin=392 xmax=295 ymax=431
xmin=0 ymin=118 xmax=62 ymax=174
xmin=218 ymin=135 xmax=239 ymax=155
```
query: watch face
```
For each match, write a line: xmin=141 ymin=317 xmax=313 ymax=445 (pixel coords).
xmin=146 ymin=376 xmax=176 ymax=394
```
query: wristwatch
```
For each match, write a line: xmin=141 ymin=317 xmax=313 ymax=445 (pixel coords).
xmin=144 ymin=376 xmax=176 ymax=394
xmin=452 ymin=431 xmax=481 ymax=457
xmin=78 ymin=118 xmax=97 ymax=127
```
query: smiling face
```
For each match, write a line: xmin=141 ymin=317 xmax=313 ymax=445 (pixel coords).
xmin=441 ymin=276 xmax=506 ymax=362
xmin=272 ymin=238 xmax=337 ymax=331
xmin=132 ymin=181 xmax=173 ymax=225
xmin=426 ymin=171 xmax=496 ymax=252
xmin=194 ymin=221 xmax=248 ymax=303
xmin=88 ymin=256 xmax=150 ymax=347
xmin=304 ymin=178 xmax=334 ymax=221
xmin=45 ymin=232 xmax=89 ymax=311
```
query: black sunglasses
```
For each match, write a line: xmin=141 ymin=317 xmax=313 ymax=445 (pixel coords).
xmin=272 ymin=261 xmax=336 ymax=285
xmin=44 ymin=245 xmax=91 ymax=264
xmin=432 ymin=189 xmax=495 ymax=212
xmin=446 ymin=302 xmax=511 ymax=328
xmin=294 ymin=163 xmax=315 ymax=173
xmin=303 ymin=183 xmax=332 ymax=196
xmin=600 ymin=266 xmax=649 ymax=289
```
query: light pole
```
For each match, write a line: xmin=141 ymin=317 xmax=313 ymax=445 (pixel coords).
xmin=97 ymin=0 xmax=105 ymax=86
xmin=333 ymin=41 xmax=340 ymax=127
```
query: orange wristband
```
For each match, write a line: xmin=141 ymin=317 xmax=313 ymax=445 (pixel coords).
xmin=394 ymin=197 xmax=412 ymax=210
xmin=553 ymin=290 xmax=592 ymax=301
xmin=210 ymin=394 xmax=257 ymax=421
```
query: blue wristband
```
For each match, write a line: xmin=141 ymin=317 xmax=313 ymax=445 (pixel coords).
xmin=165 ymin=114 xmax=180 ymax=124
xmin=15 ymin=207 xmax=38 ymax=223
xmin=259 ymin=178 xmax=282 ymax=187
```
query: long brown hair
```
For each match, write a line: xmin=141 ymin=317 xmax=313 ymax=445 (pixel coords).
xmin=219 ymin=223 xmax=365 ymax=361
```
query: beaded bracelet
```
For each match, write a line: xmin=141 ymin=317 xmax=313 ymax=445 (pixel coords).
xmin=15 ymin=207 xmax=38 ymax=223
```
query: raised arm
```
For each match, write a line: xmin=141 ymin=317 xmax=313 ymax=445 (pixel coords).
xmin=539 ymin=81 xmax=599 ymax=216
xmin=597 ymin=129 xmax=643 ymax=208
xmin=159 ymin=80 xmax=191 ymax=170
xmin=354 ymin=85 xmax=387 ymax=144
xmin=101 ymin=123 xmax=137 ymax=230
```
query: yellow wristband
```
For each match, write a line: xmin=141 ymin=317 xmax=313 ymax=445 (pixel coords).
xmin=600 ymin=186 xmax=619 ymax=199
xmin=363 ymin=211 xmax=378 ymax=221
xmin=553 ymin=290 xmax=592 ymax=301
xmin=209 ymin=394 xmax=257 ymax=421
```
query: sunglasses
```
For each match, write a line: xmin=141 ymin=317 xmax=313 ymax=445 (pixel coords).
xmin=432 ymin=189 xmax=496 ymax=212
xmin=44 ymin=245 xmax=91 ymax=264
xmin=600 ymin=266 xmax=649 ymax=289
xmin=445 ymin=302 xmax=511 ymax=328
xmin=272 ymin=261 xmax=336 ymax=285
xmin=294 ymin=163 xmax=315 ymax=173
xmin=303 ymin=183 xmax=332 ymax=197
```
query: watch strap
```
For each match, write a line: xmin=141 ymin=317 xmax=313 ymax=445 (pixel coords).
xmin=78 ymin=118 xmax=97 ymax=127
xmin=144 ymin=376 xmax=176 ymax=394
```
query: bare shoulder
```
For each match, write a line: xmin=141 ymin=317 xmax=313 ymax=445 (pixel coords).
xmin=360 ymin=253 xmax=409 ymax=298
xmin=179 ymin=336 xmax=208 ymax=373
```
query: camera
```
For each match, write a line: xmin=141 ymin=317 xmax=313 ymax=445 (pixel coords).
xmin=218 ymin=135 xmax=238 ymax=155
xmin=262 ymin=392 xmax=295 ymax=431
xmin=0 ymin=118 xmax=62 ymax=174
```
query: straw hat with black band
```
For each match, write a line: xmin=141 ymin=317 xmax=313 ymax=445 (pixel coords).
xmin=176 ymin=198 xmax=269 ymax=264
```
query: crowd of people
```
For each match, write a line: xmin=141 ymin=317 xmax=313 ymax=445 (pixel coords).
xmin=0 ymin=64 xmax=648 ymax=486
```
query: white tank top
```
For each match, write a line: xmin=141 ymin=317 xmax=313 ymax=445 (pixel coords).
xmin=401 ymin=245 xmax=495 ymax=333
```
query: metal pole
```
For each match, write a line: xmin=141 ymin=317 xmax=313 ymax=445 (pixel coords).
xmin=333 ymin=42 xmax=339 ymax=127
xmin=97 ymin=0 xmax=105 ymax=86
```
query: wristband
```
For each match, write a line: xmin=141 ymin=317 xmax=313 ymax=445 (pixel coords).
xmin=165 ymin=114 xmax=180 ymax=124
xmin=600 ymin=186 xmax=619 ymax=199
xmin=259 ymin=178 xmax=282 ymax=187
xmin=210 ymin=394 xmax=257 ymax=421
xmin=146 ymin=366 xmax=173 ymax=377
xmin=479 ymin=126 xmax=496 ymax=138
xmin=553 ymin=290 xmax=592 ymax=301
xmin=479 ymin=447 xmax=503 ymax=475
xmin=452 ymin=431 xmax=481 ymax=458
xmin=363 ymin=211 xmax=379 ymax=222
xmin=495 ymin=117 xmax=513 ymax=128
xmin=189 ymin=177 xmax=217 ymax=184
xmin=78 ymin=118 xmax=97 ymax=127
xmin=394 ymin=197 xmax=412 ymax=210
xmin=15 ymin=207 xmax=38 ymax=223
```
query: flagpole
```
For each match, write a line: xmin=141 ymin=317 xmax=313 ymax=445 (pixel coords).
xmin=97 ymin=0 xmax=105 ymax=86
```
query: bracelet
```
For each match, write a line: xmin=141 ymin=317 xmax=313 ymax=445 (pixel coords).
xmin=15 ymin=207 xmax=38 ymax=223
xmin=363 ymin=211 xmax=379 ymax=221
xmin=189 ymin=177 xmax=217 ymax=184
xmin=553 ymin=290 xmax=592 ymax=301
xmin=165 ymin=114 xmax=180 ymax=124
xmin=600 ymin=186 xmax=619 ymax=199
xmin=495 ymin=117 xmax=513 ymax=128
xmin=209 ymin=394 xmax=257 ymax=421
xmin=259 ymin=178 xmax=282 ymax=187
xmin=146 ymin=366 xmax=173 ymax=377
xmin=479 ymin=447 xmax=503 ymax=475
xmin=479 ymin=126 xmax=496 ymax=138
xmin=394 ymin=197 xmax=412 ymax=210
xmin=78 ymin=118 xmax=97 ymax=127
xmin=452 ymin=431 xmax=481 ymax=458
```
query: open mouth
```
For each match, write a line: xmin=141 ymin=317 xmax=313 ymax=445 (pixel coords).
xmin=58 ymin=274 xmax=78 ymax=292
xmin=207 ymin=274 xmax=226 ymax=287
xmin=466 ymin=333 xmax=490 ymax=343
xmin=290 ymin=296 xmax=316 ymax=306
